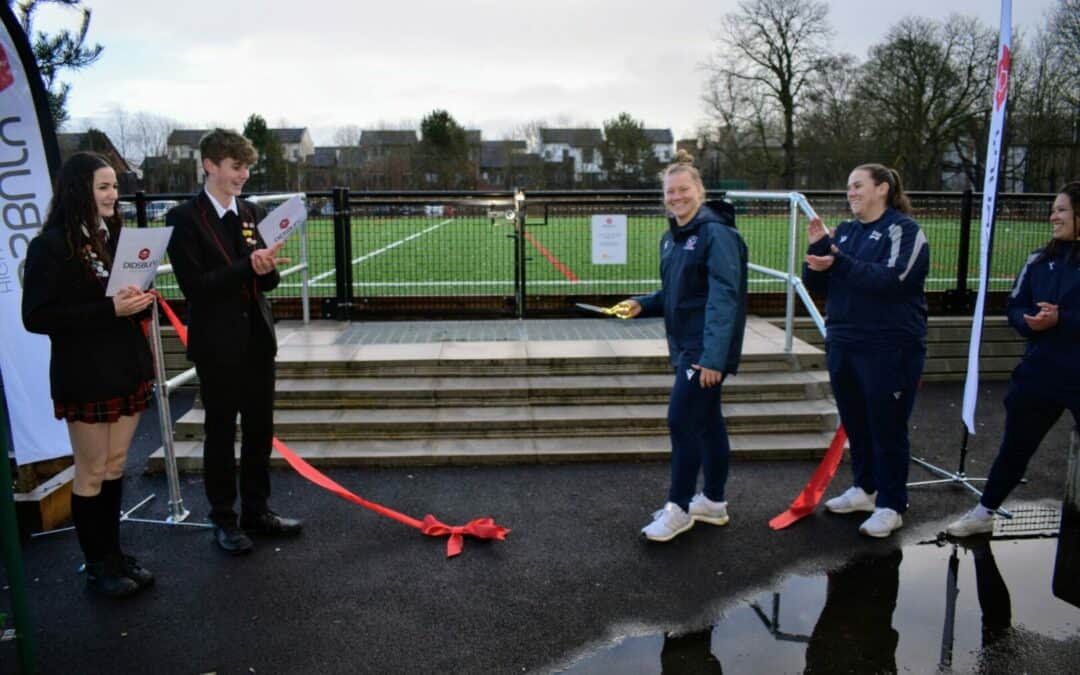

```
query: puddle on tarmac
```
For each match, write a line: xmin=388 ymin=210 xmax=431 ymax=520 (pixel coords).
xmin=555 ymin=506 xmax=1080 ymax=674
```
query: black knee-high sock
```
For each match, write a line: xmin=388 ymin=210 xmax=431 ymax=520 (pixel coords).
xmin=100 ymin=478 xmax=124 ymax=556
xmin=70 ymin=493 xmax=105 ymax=564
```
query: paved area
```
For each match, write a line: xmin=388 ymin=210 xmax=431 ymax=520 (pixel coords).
xmin=337 ymin=317 xmax=669 ymax=344
xmin=3 ymin=319 xmax=1078 ymax=674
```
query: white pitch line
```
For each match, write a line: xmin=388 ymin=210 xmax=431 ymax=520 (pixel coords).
xmin=308 ymin=218 xmax=454 ymax=284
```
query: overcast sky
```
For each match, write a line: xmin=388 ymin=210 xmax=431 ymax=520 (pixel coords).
xmin=34 ymin=0 xmax=1057 ymax=146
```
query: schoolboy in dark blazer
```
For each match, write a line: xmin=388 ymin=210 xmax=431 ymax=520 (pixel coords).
xmin=166 ymin=129 xmax=301 ymax=554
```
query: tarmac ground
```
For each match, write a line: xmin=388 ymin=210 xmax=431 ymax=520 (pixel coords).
xmin=3 ymin=378 xmax=1079 ymax=674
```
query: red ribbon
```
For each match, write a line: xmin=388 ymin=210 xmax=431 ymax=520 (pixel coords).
xmin=151 ymin=291 xmax=187 ymax=345
xmin=152 ymin=293 xmax=510 ymax=557
xmin=768 ymin=426 xmax=847 ymax=530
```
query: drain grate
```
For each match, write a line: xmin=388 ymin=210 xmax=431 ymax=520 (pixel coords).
xmin=994 ymin=504 xmax=1061 ymax=538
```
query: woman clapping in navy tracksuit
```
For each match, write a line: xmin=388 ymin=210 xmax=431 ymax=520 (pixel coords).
xmin=804 ymin=164 xmax=930 ymax=538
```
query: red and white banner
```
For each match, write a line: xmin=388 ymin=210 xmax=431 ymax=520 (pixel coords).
xmin=0 ymin=6 xmax=69 ymax=464
xmin=962 ymin=0 xmax=1012 ymax=435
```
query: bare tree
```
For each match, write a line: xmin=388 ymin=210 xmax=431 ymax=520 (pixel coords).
xmin=705 ymin=0 xmax=833 ymax=186
xmin=332 ymin=124 xmax=362 ymax=146
xmin=702 ymin=67 xmax=784 ymax=186
xmin=100 ymin=107 xmax=176 ymax=164
xmin=1008 ymin=1 xmax=1080 ymax=190
xmin=504 ymin=119 xmax=547 ymax=153
xmin=1050 ymin=0 xmax=1080 ymax=109
xmin=130 ymin=112 xmax=176 ymax=161
xmin=797 ymin=53 xmax=869 ymax=187
xmin=860 ymin=15 xmax=997 ymax=189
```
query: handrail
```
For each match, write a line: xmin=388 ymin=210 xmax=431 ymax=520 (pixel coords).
xmin=726 ymin=191 xmax=827 ymax=349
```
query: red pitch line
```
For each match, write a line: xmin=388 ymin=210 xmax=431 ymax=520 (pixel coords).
xmin=523 ymin=230 xmax=579 ymax=282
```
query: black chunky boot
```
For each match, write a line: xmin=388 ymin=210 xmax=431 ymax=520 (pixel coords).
xmin=101 ymin=478 xmax=154 ymax=589
xmin=86 ymin=554 xmax=139 ymax=598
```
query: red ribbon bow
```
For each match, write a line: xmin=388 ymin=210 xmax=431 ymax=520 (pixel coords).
xmin=420 ymin=515 xmax=511 ymax=558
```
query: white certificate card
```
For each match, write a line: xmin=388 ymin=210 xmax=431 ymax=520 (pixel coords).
xmin=105 ymin=226 xmax=174 ymax=296
xmin=256 ymin=195 xmax=307 ymax=247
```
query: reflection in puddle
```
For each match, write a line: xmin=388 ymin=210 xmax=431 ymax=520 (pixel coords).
xmin=557 ymin=515 xmax=1079 ymax=673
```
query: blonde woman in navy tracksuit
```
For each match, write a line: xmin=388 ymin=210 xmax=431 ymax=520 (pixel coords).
xmin=948 ymin=181 xmax=1080 ymax=537
xmin=621 ymin=151 xmax=748 ymax=542
xmin=804 ymin=164 xmax=929 ymax=538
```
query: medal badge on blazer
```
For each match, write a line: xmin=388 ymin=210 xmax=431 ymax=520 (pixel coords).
xmin=241 ymin=221 xmax=257 ymax=249
xmin=84 ymin=245 xmax=109 ymax=279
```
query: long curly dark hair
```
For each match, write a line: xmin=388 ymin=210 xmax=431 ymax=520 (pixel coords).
xmin=42 ymin=152 xmax=122 ymax=270
xmin=1037 ymin=181 xmax=1080 ymax=265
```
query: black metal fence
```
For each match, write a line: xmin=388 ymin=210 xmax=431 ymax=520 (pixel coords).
xmin=120 ymin=189 xmax=1058 ymax=319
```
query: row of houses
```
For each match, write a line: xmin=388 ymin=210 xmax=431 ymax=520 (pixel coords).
xmin=134 ymin=126 xmax=676 ymax=193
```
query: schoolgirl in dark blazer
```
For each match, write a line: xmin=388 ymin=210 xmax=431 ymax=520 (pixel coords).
xmin=22 ymin=152 xmax=156 ymax=598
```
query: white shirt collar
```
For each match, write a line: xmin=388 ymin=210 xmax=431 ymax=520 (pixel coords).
xmin=204 ymin=187 xmax=238 ymax=219
xmin=80 ymin=219 xmax=110 ymax=241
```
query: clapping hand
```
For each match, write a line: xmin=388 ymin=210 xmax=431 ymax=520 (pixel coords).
xmin=1023 ymin=301 xmax=1059 ymax=331
xmin=251 ymin=241 xmax=289 ymax=276
xmin=807 ymin=217 xmax=830 ymax=244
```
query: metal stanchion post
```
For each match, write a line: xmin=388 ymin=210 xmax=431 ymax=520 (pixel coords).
xmin=300 ymin=220 xmax=311 ymax=324
xmin=149 ymin=297 xmax=191 ymax=524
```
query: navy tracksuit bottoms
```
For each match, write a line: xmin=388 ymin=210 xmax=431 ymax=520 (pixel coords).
xmin=980 ymin=376 xmax=1080 ymax=510
xmin=827 ymin=341 xmax=925 ymax=513
xmin=667 ymin=355 xmax=731 ymax=510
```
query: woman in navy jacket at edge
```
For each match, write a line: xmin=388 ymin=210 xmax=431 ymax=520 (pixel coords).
xmin=948 ymin=181 xmax=1080 ymax=537
xmin=804 ymin=164 xmax=929 ymax=538
xmin=620 ymin=150 xmax=748 ymax=542
xmin=22 ymin=152 xmax=156 ymax=597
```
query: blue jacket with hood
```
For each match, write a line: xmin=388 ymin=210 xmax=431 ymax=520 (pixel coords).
xmin=1007 ymin=240 xmax=1080 ymax=396
xmin=634 ymin=200 xmax=748 ymax=374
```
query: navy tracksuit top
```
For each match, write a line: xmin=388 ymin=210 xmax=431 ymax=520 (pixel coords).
xmin=634 ymin=201 xmax=748 ymax=374
xmin=802 ymin=207 xmax=929 ymax=348
xmin=1008 ymin=240 xmax=1080 ymax=396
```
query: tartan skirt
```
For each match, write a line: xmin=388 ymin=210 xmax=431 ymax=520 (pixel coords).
xmin=53 ymin=379 xmax=154 ymax=424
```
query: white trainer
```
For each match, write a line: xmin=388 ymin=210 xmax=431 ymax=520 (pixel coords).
xmin=688 ymin=493 xmax=730 ymax=526
xmin=641 ymin=502 xmax=694 ymax=542
xmin=946 ymin=508 xmax=995 ymax=537
xmin=859 ymin=507 xmax=903 ymax=538
xmin=824 ymin=486 xmax=877 ymax=514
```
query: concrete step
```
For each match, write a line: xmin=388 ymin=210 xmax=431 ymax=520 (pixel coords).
xmin=147 ymin=430 xmax=839 ymax=471
xmin=274 ymin=352 xmax=820 ymax=378
xmin=173 ymin=399 xmax=839 ymax=442
xmin=271 ymin=371 xmax=833 ymax=409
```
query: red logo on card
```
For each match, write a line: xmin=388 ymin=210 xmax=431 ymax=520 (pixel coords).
xmin=138 ymin=248 xmax=151 ymax=260
xmin=995 ymin=45 xmax=1011 ymax=110
xmin=0 ymin=45 xmax=15 ymax=93
xmin=279 ymin=218 xmax=289 ymax=229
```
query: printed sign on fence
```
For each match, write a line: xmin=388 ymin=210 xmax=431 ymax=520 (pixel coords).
xmin=591 ymin=214 xmax=627 ymax=265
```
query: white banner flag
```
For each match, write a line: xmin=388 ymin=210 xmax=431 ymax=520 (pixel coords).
xmin=0 ymin=10 xmax=72 ymax=464
xmin=962 ymin=0 xmax=1012 ymax=435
